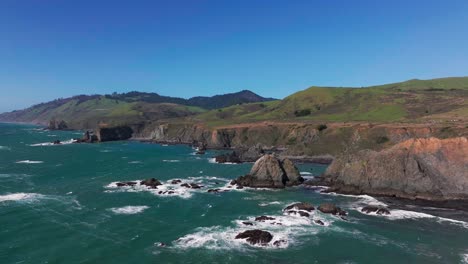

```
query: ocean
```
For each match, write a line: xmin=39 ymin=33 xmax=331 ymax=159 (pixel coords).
xmin=0 ymin=122 xmax=467 ymax=264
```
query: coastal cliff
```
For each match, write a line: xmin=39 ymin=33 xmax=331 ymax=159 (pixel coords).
xmin=136 ymin=122 xmax=468 ymax=157
xmin=323 ymin=137 xmax=468 ymax=201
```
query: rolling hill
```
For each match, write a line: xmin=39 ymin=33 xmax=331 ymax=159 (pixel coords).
xmin=0 ymin=90 xmax=275 ymax=129
xmin=192 ymin=77 xmax=468 ymax=126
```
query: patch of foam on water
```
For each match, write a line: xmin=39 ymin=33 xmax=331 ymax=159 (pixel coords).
xmin=207 ymin=158 xmax=239 ymax=165
xmin=0 ymin=173 xmax=30 ymax=179
xmin=300 ymin=171 xmax=313 ymax=175
xmin=0 ymin=145 xmax=11 ymax=150
xmin=259 ymin=201 xmax=282 ymax=207
xmin=0 ymin=193 xmax=43 ymax=202
xmin=30 ymin=139 xmax=77 ymax=146
xmin=16 ymin=160 xmax=43 ymax=164
xmin=128 ymin=161 xmax=142 ymax=164
xmin=162 ymin=160 xmax=180 ymax=163
xmin=100 ymin=150 xmax=112 ymax=153
xmin=327 ymin=192 xmax=388 ymax=207
xmin=110 ymin=206 xmax=149 ymax=215
xmin=461 ymin=253 xmax=468 ymax=264
xmin=358 ymin=207 xmax=468 ymax=229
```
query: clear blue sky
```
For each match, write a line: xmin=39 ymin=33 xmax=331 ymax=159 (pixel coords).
xmin=1 ymin=0 xmax=468 ymax=112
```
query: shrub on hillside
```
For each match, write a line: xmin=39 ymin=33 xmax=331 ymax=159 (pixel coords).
xmin=294 ymin=109 xmax=311 ymax=117
xmin=317 ymin=124 xmax=327 ymax=131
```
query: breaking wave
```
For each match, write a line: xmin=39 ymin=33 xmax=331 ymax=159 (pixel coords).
xmin=109 ymin=206 xmax=149 ymax=215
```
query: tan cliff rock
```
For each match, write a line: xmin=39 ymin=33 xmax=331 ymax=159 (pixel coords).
xmin=324 ymin=137 xmax=468 ymax=201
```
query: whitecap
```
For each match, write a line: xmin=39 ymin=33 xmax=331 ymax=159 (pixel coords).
xmin=259 ymin=201 xmax=282 ymax=207
xmin=0 ymin=193 xmax=43 ymax=203
xmin=128 ymin=161 xmax=142 ymax=164
xmin=163 ymin=160 xmax=180 ymax=163
xmin=109 ymin=206 xmax=149 ymax=215
xmin=16 ymin=160 xmax=43 ymax=164
xmin=462 ymin=253 xmax=468 ymax=264
xmin=30 ymin=138 xmax=77 ymax=146
xmin=300 ymin=171 xmax=313 ymax=175
xmin=207 ymin=158 xmax=239 ymax=165
xmin=173 ymin=211 xmax=328 ymax=250
xmin=0 ymin=146 xmax=11 ymax=151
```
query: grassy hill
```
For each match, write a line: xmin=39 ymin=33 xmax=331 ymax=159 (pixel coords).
xmin=192 ymin=77 xmax=468 ymax=126
xmin=1 ymin=77 xmax=467 ymax=129
xmin=0 ymin=90 xmax=275 ymax=128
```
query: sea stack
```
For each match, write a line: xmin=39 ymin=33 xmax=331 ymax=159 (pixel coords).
xmin=233 ymin=154 xmax=304 ymax=188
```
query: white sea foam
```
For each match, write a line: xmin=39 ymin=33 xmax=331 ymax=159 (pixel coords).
xmin=128 ymin=161 xmax=142 ymax=164
xmin=173 ymin=209 xmax=329 ymax=250
xmin=110 ymin=206 xmax=149 ymax=215
xmin=259 ymin=201 xmax=281 ymax=207
xmin=0 ymin=145 xmax=11 ymax=150
xmin=207 ymin=158 xmax=239 ymax=165
xmin=461 ymin=253 xmax=468 ymax=264
xmin=0 ymin=193 xmax=43 ymax=202
xmin=16 ymin=160 xmax=43 ymax=164
xmin=300 ymin=171 xmax=313 ymax=175
xmin=357 ymin=207 xmax=468 ymax=229
xmin=162 ymin=160 xmax=180 ymax=163
xmin=100 ymin=150 xmax=112 ymax=153
xmin=105 ymin=176 xmax=241 ymax=199
xmin=30 ymin=138 xmax=77 ymax=146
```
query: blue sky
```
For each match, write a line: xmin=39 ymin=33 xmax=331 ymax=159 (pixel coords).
xmin=1 ymin=0 xmax=468 ymax=112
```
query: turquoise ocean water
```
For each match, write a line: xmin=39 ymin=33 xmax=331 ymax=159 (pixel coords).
xmin=0 ymin=123 xmax=467 ymax=264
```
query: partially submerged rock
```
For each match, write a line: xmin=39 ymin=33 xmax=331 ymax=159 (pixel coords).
xmin=255 ymin=215 xmax=275 ymax=222
xmin=235 ymin=229 xmax=273 ymax=245
xmin=284 ymin=202 xmax=315 ymax=212
xmin=361 ymin=206 xmax=391 ymax=215
xmin=116 ymin=181 xmax=137 ymax=187
xmin=234 ymin=154 xmax=304 ymax=188
xmin=140 ymin=178 xmax=162 ymax=189
xmin=181 ymin=183 xmax=202 ymax=189
xmin=318 ymin=203 xmax=347 ymax=216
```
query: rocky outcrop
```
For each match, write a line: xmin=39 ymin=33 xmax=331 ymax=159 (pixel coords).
xmin=96 ymin=126 xmax=133 ymax=142
xmin=48 ymin=119 xmax=68 ymax=130
xmin=235 ymin=230 xmax=273 ymax=245
xmin=215 ymin=144 xmax=266 ymax=163
xmin=233 ymin=155 xmax=304 ymax=188
xmin=324 ymin=137 xmax=468 ymax=201
xmin=317 ymin=203 xmax=347 ymax=216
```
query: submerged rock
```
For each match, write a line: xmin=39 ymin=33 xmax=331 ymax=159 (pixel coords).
xmin=171 ymin=179 xmax=182 ymax=184
xmin=361 ymin=206 xmax=391 ymax=215
xmin=235 ymin=229 xmax=273 ymax=245
xmin=234 ymin=155 xmax=304 ymax=188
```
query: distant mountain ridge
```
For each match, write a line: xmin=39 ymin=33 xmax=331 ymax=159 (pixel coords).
xmin=0 ymin=90 xmax=276 ymax=129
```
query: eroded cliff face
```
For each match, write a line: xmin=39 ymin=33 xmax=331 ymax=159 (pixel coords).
xmin=135 ymin=122 xmax=468 ymax=157
xmin=324 ymin=137 xmax=468 ymax=201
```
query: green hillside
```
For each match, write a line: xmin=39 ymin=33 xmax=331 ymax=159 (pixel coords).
xmin=0 ymin=96 xmax=205 ymax=129
xmin=193 ymin=77 xmax=468 ymax=126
